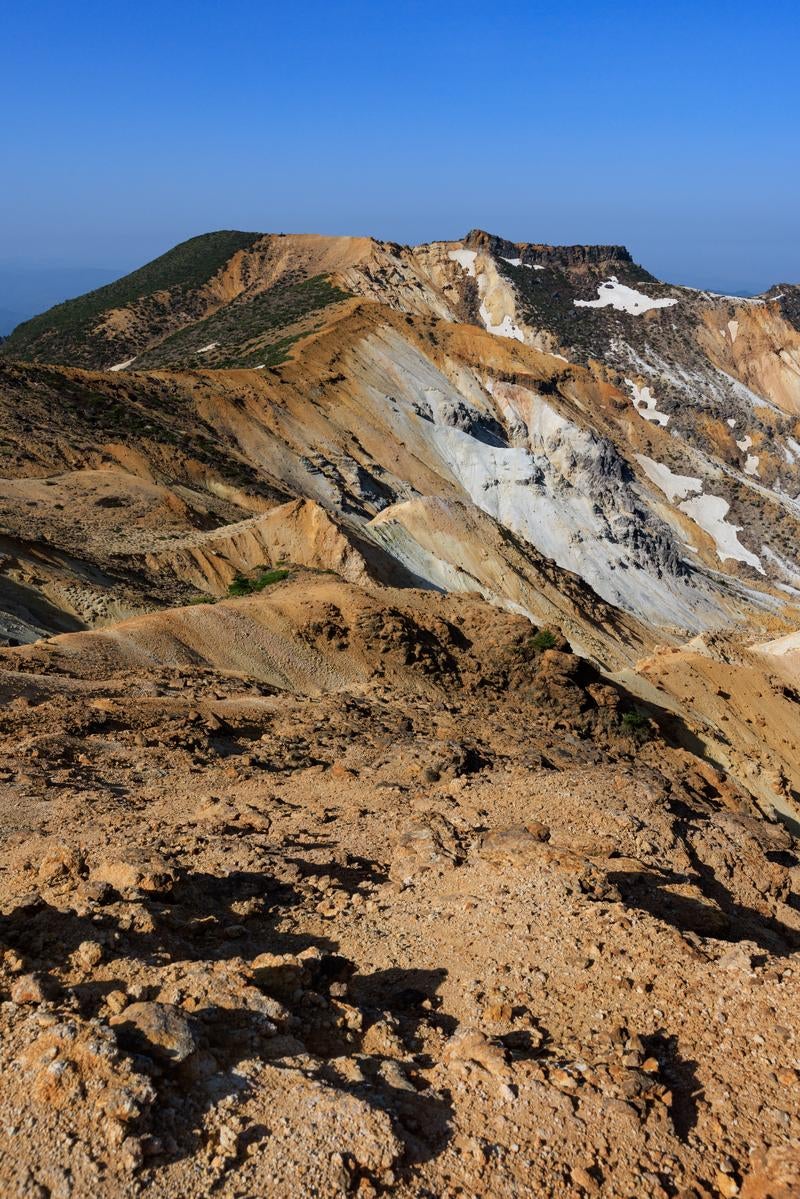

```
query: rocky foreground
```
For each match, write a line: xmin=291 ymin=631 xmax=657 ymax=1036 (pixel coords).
xmin=0 ymin=577 xmax=798 ymax=1197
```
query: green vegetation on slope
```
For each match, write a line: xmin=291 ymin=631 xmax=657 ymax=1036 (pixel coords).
xmin=227 ymin=567 xmax=290 ymax=596
xmin=497 ymin=258 xmax=674 ymax=364
xmin=133 ymin=273 xmax=352 ymax=369
xmin=1 ymin=230 xmax=263 ymax=365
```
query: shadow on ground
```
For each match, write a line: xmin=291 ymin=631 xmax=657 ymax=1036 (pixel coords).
xmin=0 ymin=856 xmax=455 ymax=1181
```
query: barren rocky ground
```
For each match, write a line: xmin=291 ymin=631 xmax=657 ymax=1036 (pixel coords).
xmin=0 ymin=579 xmax=798 ymax=1198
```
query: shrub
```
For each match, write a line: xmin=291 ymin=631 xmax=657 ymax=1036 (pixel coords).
xmin=227 ymin=567 xmax=290 ymax=597
xmin=250 ymin=568 xmax=290 ymax=591
xmin=621 ymin=710 xmax=651 ymax=739
xmin=188 ymin=594 xmax=215 ymax=605
xmin=530 ymin=629 xmax=557 ymax=651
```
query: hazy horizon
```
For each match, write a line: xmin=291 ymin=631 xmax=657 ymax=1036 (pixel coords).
xmin=0 ymin=227 xmax=779 ymax=334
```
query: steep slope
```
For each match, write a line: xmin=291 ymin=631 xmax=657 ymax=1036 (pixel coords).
xmin=2 ymin=230 xmax=800 ymax=827
xmin=5 ymin=230 xmax=800 ymax=622
xmin=2 ymin=287 xmax=799 ymax=643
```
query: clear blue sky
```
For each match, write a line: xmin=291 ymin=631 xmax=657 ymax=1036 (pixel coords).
xmin=2 ymin=0 xmax=799 ymax=299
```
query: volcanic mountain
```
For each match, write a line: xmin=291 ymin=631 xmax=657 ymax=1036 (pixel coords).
xmin=0 ymin=231 xmax=799 ymax=1198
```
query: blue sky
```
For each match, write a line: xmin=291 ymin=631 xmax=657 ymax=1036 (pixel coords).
xmin=2 ymin=0 xmax=799 ymax=306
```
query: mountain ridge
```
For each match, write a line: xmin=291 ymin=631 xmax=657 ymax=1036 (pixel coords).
xmin=2 ymin=229 xmax=800 ymax=816
xmin=9 ymin=226 xmax=795 ymax=371
xmin=1 ymin=227 xmax=800 ymax=1196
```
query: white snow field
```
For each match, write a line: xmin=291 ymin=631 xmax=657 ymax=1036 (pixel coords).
xmin=575 ymin=277 xmax=678 ymax=315
xmin=625 ymin=380 xmax=670 ymax=426
xmin=448 ymin=248 xmax=477 ymax=277
xmin=635 ymin=455 xmax=703 ymax=502
xmin=478 ymin=303 xmax=525 ymax=342
xmin=678 ymin=493 xmax=763 ymax=572
xmin=109 ymin=357 xmax=136 ymax=371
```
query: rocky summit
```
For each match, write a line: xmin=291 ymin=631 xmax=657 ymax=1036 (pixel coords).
xmin=0 ymin=230 xmax=799 ymax=1198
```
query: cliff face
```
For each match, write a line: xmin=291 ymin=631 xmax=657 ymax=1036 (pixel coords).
xmin=463 ymin=228 xmax=637 ymax=271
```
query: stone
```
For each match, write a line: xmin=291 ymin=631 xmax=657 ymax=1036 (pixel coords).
xmin=105 ymin=989 xmax=128 ymax=1015
xmin=73 ymin=940 xmax=103 ymax=970
xmin=110 ymin=1002 xmax=198 ymax=1063
xmin=92 ymin=849 xmax=176 ymax=895
xmin=120 ymin=1135 xmax=144 ymax=1171
xmin=390 ymin=814 xmax=464 ymax=880
xmin=442 ymin=1027 xmax=510 ymax=1081
xmin=38 ymin=844 xmax=85 ymax=889
xmin=11 ymin=973 xmax=48 ymax=1004
xmin=572 ymin=1164 xmax=601 ymax=1195
xmin=478 ymin=824 xmax=550 ymax=864
xmin=715 ymin=1171 xmax=739 ymax=1197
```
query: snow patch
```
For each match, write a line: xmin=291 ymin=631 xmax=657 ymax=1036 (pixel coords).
xmin=678 ymin=493 xmax=763 ymax=572
xmin=109 ymin=357 xmax=136 ymax=372
xmin=500 ymin=257 xmax=544 ymax=271
xmin=575 ymin=276 xmax=678 ymax=315
xmin=478 ymin=302 xmax=524 ymax=342
xmin=198 ymin=342 xmax=218 ymax=353
xmin=450 ymin=248 xmax=525 ymax=341
xmin=625 ymin=379 xmax=669 ymax=426
xmin=735 ymin=434 xmax=759 ymax=476
xmin=635 ymin=455 xmax=702 ymax=502
xmin=728 ymin=319 xmax=739 ymax=343
xmin=448 ymin=249 xmax=477 ymax=278
xmin=727 ymin=418 xmax=737 ymax=428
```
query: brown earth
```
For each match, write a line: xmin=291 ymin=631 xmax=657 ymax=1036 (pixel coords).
xmin=0 ymin=576 xmax=798 ymax=1198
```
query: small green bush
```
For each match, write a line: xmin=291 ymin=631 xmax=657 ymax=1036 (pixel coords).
xmin=188 ymin=594 xmax=215 ymax=605
xmin=250 ymin=567 xmax=290 ymax=591
xmin=227 ymin=567 xmax=290 ymax=597
xmin=621 ymin=710 xmax=651 ymax=738
xmin=530 ymin=629 xmax=557 ymax=651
